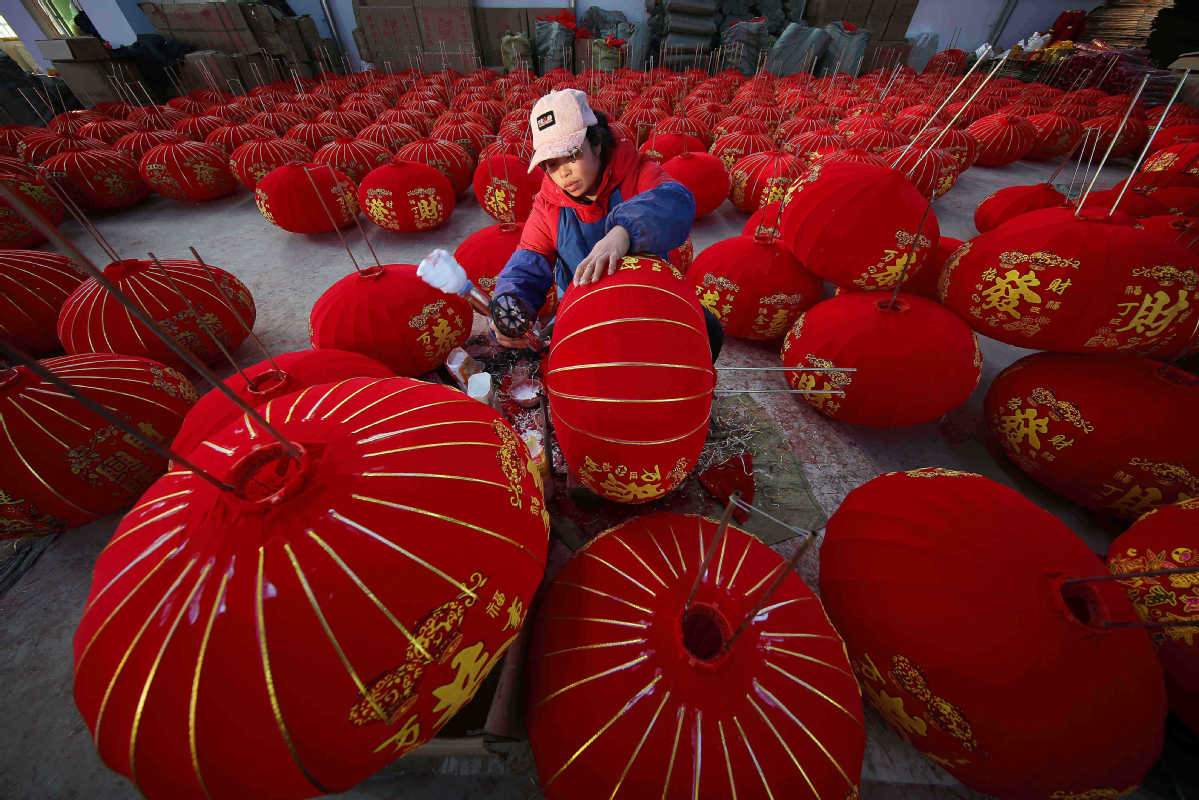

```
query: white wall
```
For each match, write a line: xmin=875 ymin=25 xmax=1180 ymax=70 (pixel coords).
xmin=996 ymin=0 xmax=1103 ymax=48
xmin=0 ymin=0 xmax=52 ymax=69
xmin=289 ymin=0 xmax=364 ymax=70
xmin=905 ymin=0 xmax=1105 ymax=53
xmin=78 ymin=0 xmax=154 ymax=47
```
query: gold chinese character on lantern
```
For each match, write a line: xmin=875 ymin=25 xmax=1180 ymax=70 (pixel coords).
xmin=1115 ymin=289 xmax=1191 ymax=339
xmin=999 ymin=407 xmax=1048 ymax=450
xmin=982 ymin=269 xmax=1043 ymax=319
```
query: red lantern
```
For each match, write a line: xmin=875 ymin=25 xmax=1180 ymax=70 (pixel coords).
xmin=884 ymin=146 xmax=959 ymax=200
xmin=18 ymin=131 xmax=106 ymax=164
xmin=0 ymin=124 xmax=38 ymax=156
xmin=1026 ymin=113 xmax=1082 ymax=160
xmin=139 ymin=141 xmax=238 ymax=202
xmin=131 ymin=106 xmax=188 ymax=131
xmin=847 ymin=126 xmax=907 ymax=154
xmin=781 ymin=292 xmax=980 ymax=426
xmin=1083 ymin=186 xmax=1167 ymax=218
xmin=820 ymin=468 xmax=1166 ymax=799
xmin=974 ymin=182 xmax=1065 ymax=232
xmin=985 ymin=352 xmax=1199 ymax=520
xmin=249 ymin=110 xmax=306 ymax=135
xmin=662 ymin=152 xmax=728 ymax=219
xmin=1143 ymin=142 xmax=1199 ymax=175
xmin=472 ymin=154 xmax=541 ymax=224
xmin=173 ymin=114 xmax=226 ymax=142
xmin=728 ymin=150 xmax=803 ymax=213
xmin=964 ymin=113 xmax=1037 ymax=166
xmin=655 ymin=114 xmax=712 ymax=146
xmin=285 ymin=121 xmax=352 ymax=151
xmin=714 ymin=114 xmax=771 ymax=138
xmin=669 ymin=235 xmax=694 ymax=271
xmin=74 ymin=376 xmax=548 ymax=797
xmin=1151 ymin=124 xmax=1199 ymax=152
xmin=547 ymin=257 xmax=714 ymax=503
xmin=817 ymin=147 xmax=889 ymax=168
xmin=0 ymin=354 xmax=195 ymax=537
xmin=1108 ymin=499 xmax=1199 ymax=733
xmin=689 ymin=233 xmax=821 ymax=340
xmin=311 ymin=136 xmax=391 ymax=184
xmin=314 ymin=109 xmax=372 ymax=134
xmin=78 ymin=118 xmax=136 ymax=145
xmin=454 ymin=222 xmax=522 ymax=294
xmin=256 ymin=162 xmax=358 ymax=233
xmin=378 ymin=108 xmax=433 ymax=135
xmin=1083 ymin=113 xmax=1148 ymax=159
xmin=40 ymin=148 xmax=149 ymax=211
xmin=114 ymin=130 xmax=183 ymax=161
xmin=58 ymin=258 xmax=256 ymax=369
xmin=203 ymin=123 xmax=273 ymax=154
xmin=358 ymin=122 xmax=422 ymax=153
xmin=526 ymin=511 xmax=865 ymax=800
xmin=1148 ymin=186 xmax=1199 ymax=215
xmin=230 ymin=138 xmax=312 ymax=190
xmin=774 ymin=116 xmax=830 ymax=142
xmin=0 ymin=171 xmax=64 ymax=249
xmin=310 ymin=263 xmax=472 ymax=375
xmin=430 ymin=121 xmax=491 ymax=160
xmin=480 ymin=136 xmax=533 ymax=161
xmin=939 ymin=207 xmax=1199 ymax=356
xmin=172 ymin=349 xmax=395 ymax=456
xmin=0 ymin=250 xmax=82 ymax=356
xmin=639 ymin=132 xmax=705 ymax=164
xmin=359 ymin=159 xmax=455 ymax=233
xmin=783 ymin=129 xmax=847 ymax=162
xmin=742 ymin=201 xmax=782 ymax=239
xmin=913 ymin=126 xmax=980 ymax=168
xmin=779 ymin=161 xmax=939 ymax=290
xmin=395 ymin=138 xmax=474 ymax=197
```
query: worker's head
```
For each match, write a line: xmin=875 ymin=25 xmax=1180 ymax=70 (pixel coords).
xmin=528 ymin=89 xmax=614 ymax=197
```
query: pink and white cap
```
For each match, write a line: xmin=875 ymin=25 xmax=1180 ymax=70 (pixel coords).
xmin=527 ymin=89 xmax=597 ymax=173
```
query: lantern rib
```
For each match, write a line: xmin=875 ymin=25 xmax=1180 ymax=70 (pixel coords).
xmin=725 ymin=539 xmax=753 ymax=592
xmin=754 ymin=678 xmax=856 ymax=788
xmin=535 ymin=653 xmax=651 ymax=710
xmin=647 ymin=531 xmax=680 ymax=579
xmin=284 ymin=386 xmax=315 ymax=423
xmin=692 ymin=709 xmax=703 ymax=800
xmin=581 ymin=552 xmax=657 ymax=597
xmin=732 ymin=715 xmax=776 ymax=800
xmin=543 ymin=637 xmax=649 ymax=659
xmin=757 ymin=597 xmax=811 ymax=616
xmin=188 ymin=567 xmax=230 ymax=800
xmin=318 ymin=380 xmax=380 ymax=421
xmin=551 ymin=581 xmax=653 ymax=615
xmin=762 ymin=661 xmax=861 ymax=723
xmin=362 ymin=440 xmax=500 ymax=459
xmin=14 ymin=390 xmax=102 ymax=431
xmin=662 ymin=704 xmax=687 ymax=800
xmin=135 ymin=272 xmax=186 ymax=312
xmin=717 ymin=719 xmax=738 ymax=800
xmin=87 ymin=522 xmax=186 ymax=612
xmin=352 ymin=398 xmax=478 ymax=435
xmin=546 ymin=673 xmax=663 ymax=786
xmin=745 ymin=694 xmax=820 ymax=799
xmin=357 ymin=419 xmax=494 ymax=448
xmin=7 ymin=395 xmax=69 ymax=448
xmin=301 ymin=382 xmax=344 ymax=421
xmin=125 ymin=488 xmax=192 ymax=517
xmin=359 ymin=471 xmax=510 ymax=491
xmin=0 ymin=411 xmax=93 ymax=514
xmin=349 ymin=494 xmax=540 ymax=559
xmin=611 ymin=535 xmax=670 ymax=588
xmin=547 ymin=387 xmax=713 ymax=405
xmin=551 ymin=316 xmax=707 ymax=350
xmin=65 ymin=382 xmax=182 ymax=415
xmin=763 ymin=645 xmax=855 ymax=680
xmin=553 ymin=414 xmax=711 ymax=447
xmin=3 ymin=264 xmax=60 ymax=312
xmin=558 ymin=281 xmax=700 ymax=315
xmin=743 ymin=562 xmax=783 ymax=598
xmin=547 ymin=616 xmax=649 ymax=630
xmin=608 ymin=689 xmax=672 ymax=800
xmin=715 ymin=533 xmax=729 ymax=588
xmin=670 ymin=526 xmax=687 ymax=572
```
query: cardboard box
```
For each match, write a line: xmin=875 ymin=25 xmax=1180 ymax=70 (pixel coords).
xmin=139 ymin=2 xmax=258 ymax=53
xmin=416 ymin=0 xmax=476 ymax=52
xmin=181 ymin=49 xmax=240 ymax=93
xmin=418 ymin=47 xmax=478 ymax=73
xmin=356 ymin=3 xmax=423 ymax=63
xmin=51 ymin=59 xmax=141 ymax=104
xmin=35 ymin=37 xmax=109 ymax=62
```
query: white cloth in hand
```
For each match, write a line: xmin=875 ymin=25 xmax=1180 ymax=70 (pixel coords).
xmin=416 ymin=248 xmax=468 ymax=295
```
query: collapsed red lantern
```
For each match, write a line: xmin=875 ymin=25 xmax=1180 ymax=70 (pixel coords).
xmin=57 ymin=258 xmax=256 ymax=370
xmin=40 ymin=148 xmax=149 ymax=211
xmin=229 ymin=137 xmax=312 ymax=190
xmin=662 ymin=151 xmax=729 ymax=218
xmin=0 ymin=250 xmax=82 ymax=356
xmin=820 ymin=468 xmax=1166 ymax=799
xmin=74 ymin=376 xmax=548 ymax=798
xmin=255 ymin=162 xmax=358 ymax=233
xmin=547 ymin=257 xmax=714 ymax=503
xmin=974 ymin=182 xmax=1065 ymax=233
xmin=139 ymin=140 xmax=238 ymax=202
xmin=0 ymin=353 xmax=195 ymax=537
xmin=359 ymin=159 xmax=455 ymax=233
xmin=310 ymin=263 xmax=471 ymax=376
xmin=526 ymin=511 xmax=865 ymax=800
xmin=781 ymin=292 xmax=981 ymax=427
xmin=454 ymin=222 xmax=522 ymax=294
xmin=985 ymin=352 xmax=1199 ymax=521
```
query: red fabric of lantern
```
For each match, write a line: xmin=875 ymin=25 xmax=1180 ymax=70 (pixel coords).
xmin=0 ymin=125 xmax=38 ymax=156
xmin=547 ymin=257 xmax=714 ymax=503
xmin=78 ymin=119 xmax=136 ymax=145
xmin=884 ymin=146 xmax=959 ymax=199
xmin=472 ymin=154 xmax=541 ymax=224
xmin=820 ymin=468 xmax=1166 ymax=799
xmin=913 ymin=126 xmax=980 ymax=169
xmin=40 ymin=148 xmax=149 ymax=211
xmin=312 ymin=137 xmax=392 ymax=184
xmin=359 ymin=159 xmax=455 ymax=232
xmin=0 ymin=250 xmax=82 ymax=355
xmin=358 ymin=122 xmax=422 ymax=153
xmin=431 ymin=121 xmax=491 ymax=159
xmin=74 ymin=376 xmax=548 ymax=798
xmin=203 ymin=123 xmax=273 ymax=154
xmin=255 ymin=162 xmax=358 ymax=233
xmin=285 ymin=121 xmax=351 ymax=151
xmin=639 ymin=132 xmax=705 ymax=164
xmin=985 ymin=352 xmax=1199 ymax=520
xmin=1026 ymin=113 xmax=1083 ymax=160
xmin=940 ymin=207 xmax=1199 ymax=356
xmin=250 ymin=110 xmax=306 ymax=135
xmin=974 ymin=182 xmax=1066 ymax=233
xmin=58 ymin=258 xmax=256 ymax=369
xmin=310 ymin=263 xmax=471 ymax=375
xmin=662 ymin=152 xmax=728 ymax=218
xmin=848 ymin=126 xmax=907 ymax=154
xmin=527 ymin=511 xmax=865 ymax=800
xmin=314 ymin=109 xmax=371 ymax=134
xmin=783 ymin=129 xmax=848 ymax=162
xmin=781 ymin=292 xmax=980 ymax=426
xmin=1143 ymin=142 xmax=1199 ymax=175
xmin=139 ymin=140 xmax=238 ymax=202
xmin=1083 ymin=114 xmax=1148 ymax=159
xmin=230 ymin=138 xmax=312 ymax=190
xmin=689 ymin=233 xmax=821 ymax=339
xmin=113 ymin=130 xmax=182 ymax=161
xmin=173 ymin=114 xmax=226 ymax=142
xmin=0 ymin=171 xmax=64 ymax=249
xmin=18 ymin=131 xmax=105 ymax=164
xmin=728 ymin=150 xmax=803 ymax=213
xmin=395 ymin=138 xmax=474 ymax=196
xmin=1083 ymin=186 xmax=1166 ymax=218
xmin=454 ymin=222 xmax=522 ymax=294
xmin=964 ymin=113 xmax=1037 ymax=166
xmin=779 ymin=161 xmax=940 ymax=290
xmin=0 ymin=354 xmax=195 ymax=537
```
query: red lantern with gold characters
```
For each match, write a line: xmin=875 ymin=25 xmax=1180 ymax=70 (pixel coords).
xmin=0 ymin=250 xmax=82 ymax=356
xmin=138 ymin=140 xmax=238 ymax=202
xmin=359 ymin=159 xmax=455 ymax=233
xmin=526 ymin=511 xmax=865 ymax=800
xmin=0 ymin=171 xmax=64 ymax=249
xmin=255 ymin=162 xmax=358 ymax=233
xmin=781 ymin=292 xmax=981 ymax=427
xmin=1143 ymin=142 xmax=1199 ymax=175
xmin=1026 ymin=113 xmax=1083 ymax=160
xmin=472 ymin=154 xmax=541 ymax=224
xmin=40 ymin=148 xmax=149 ymax=211
xmin=984 ymin=352 xmax=1199 ymax=521
xmin=547 ymin=256 xmax=714 ymax=503
xmin=114 ymin=129 xmax=182 ymax=161
xmin=57 ymin=258 xmax=256 ymax=370
xmin=310 ymin=263 xmax=472 ymax=376
xmin=974 ymin=182 xmax=1065 ymax=233
xmin=229 ymin=138 xmax=312 ymax=190
xmin=820 ymin=468 xmax=1166 ymax=800
xmin=964 ymin=113 xmax=1036 ymax=166
xmin=395 ymin=138 xmax=474 ymax=197
xmin=74 ymin=376 xmax=549 ymax=798
xmin=1108 ymin=499 xmax=1199 ymax=734
xmin=313 ymin=136 xmax=392 ymax=184
xmin=688 ymin=233 xmax=821 ymax=340
xmin=939 ymin=207 xmax=1199 ymax=357
xmin=728 ymin=150 xmax=803 ymax=213
xmin=0 ymin=353 xmax=196 ymax=538
xmin=779 ymin=161 xmax=940 ymax=291
xmin=454 ymin=223 xmax=522 ymax=294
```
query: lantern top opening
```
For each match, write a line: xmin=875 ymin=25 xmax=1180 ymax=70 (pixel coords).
xmin=227 ymin=440 xmax=312 ymax=505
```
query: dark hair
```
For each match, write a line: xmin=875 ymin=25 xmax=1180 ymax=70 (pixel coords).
xmin=585 ymin=110 xmax=616 ymax=169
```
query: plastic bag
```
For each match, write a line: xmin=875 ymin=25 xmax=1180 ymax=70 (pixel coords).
xmin=721 ymin=17 xmax=769 ymax=74
xmin=535 ymin=20 xmax=574 ymax=73
xmin=817 ymin=21 xmax=869 ymax=76
xmin=766 ymin=22 xmax=829 ymax=75
xmin=501 ymin=32 xmax=532 ymax=73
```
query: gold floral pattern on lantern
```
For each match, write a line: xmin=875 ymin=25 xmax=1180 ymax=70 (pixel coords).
xmin=787 ymin=354 xmax=852 ymax=415
xmin=408 ymin=300 xmax=467 ymax=362
xmin=696 ymin=273 xmax=740 ymax=320
xmin=856 ymin=651 xmax=977 ymax=755
xmin=578 ymin=455 xmax=676 ymax=503
xmin=1109 ymin=543 xmax=1199 ymax=646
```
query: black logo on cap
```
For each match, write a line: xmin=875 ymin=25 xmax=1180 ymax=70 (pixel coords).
xmin=536 ymin=111 xmax=556 ymax=131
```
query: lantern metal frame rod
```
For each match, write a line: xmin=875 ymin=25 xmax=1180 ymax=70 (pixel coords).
xmin=730 ymin=496 xmax=813 ymax=540
xmin=1108 ymin=69 xmax=1192 ymax=217
xmin=1075 ymin=73 xmax=1150 ymax=215
xmin=684 ymin=491 xmax=740 ymax=611
xmin=909 ymin=51 xmax=1011 ymax=168
xmin=1064 ymin=127 xmax=1102 ymax=201
xmin=299 ymin=165 xmax=370 ymax=275
xmin=723 ymin=527 xmax=820 ymax=653
xmin=892 ymin=43 xmax=994 ymax=164
xmin=189 ymin=246 xmax=283 ymax=375
xmin=0 ymin=340 xmax=235 ymax=493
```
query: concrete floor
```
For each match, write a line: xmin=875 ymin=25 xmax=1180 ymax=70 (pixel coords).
xmin=0 ymin=156 xmax=1168 ymax=800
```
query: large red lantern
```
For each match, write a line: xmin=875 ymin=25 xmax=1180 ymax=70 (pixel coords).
xmin=782 ymin=129 xmax=846 ymax=162
xmin=314 ymin=108 xmax=372 ymax=134
xmin=639 ymin=132 xmax=705 ymax=164
xmin=688 ymin=234 xmax=821 ymax=340
xmin=229 ymin=138 xmax=312 ymax=190
xmin=526 ymin=511 xmax=865 ymax=800
xmin=57 ymin=258 xmax=256 ymax=369
xmin=472 ymin=154 xmax=541 ymax=224
xmin=431 ymin=120 xmax=491 ymax=159
xmin=781 ymin=292 xmax=980 ymax=427
xmin=395 ymin=138 xmax=474 ymax=196
xmin=40 ymin=148 xmax=149 ymax=211
xmin=313 ymin=136 xmax=392 ymax=183
xmin=820 ymin=468 xmax=1166 ymax=799
xmin=310 ymin=263 xmax=471 ymax=376
xmin=358 ymin=122 xmax=422 ymax=153
xmin=0 ymin=250 xmax=82 ymax=355
xmin=78 ymin=118 xmax=137 ymax=145
xmin=662 ymin=152 xmax=729 ymax=218
xmin=728 ymin=150 xmax=802 ymax=213
xmin=1108 ymin=499 xmax=1199 ymax=733
xmin=779 ymin=161 xmax=940 ymax=290
xmin=285 ymin=121 xmax=351 ymax=151
xmin=1143 ymin=142 xmax=1199 ymax=175
xmin=884 ymin=146 xmax=958 ymax=200
xmin=359 ymin=159 xmax=455 ymax=233
xmin=250 ymin=110 xmax=306 ymax=135
xmin=913 ymin=126 xmax=980 ymax=169
xmin=171 ymin=349 xmax=394 ymax=456
xmin=17 ymin=131 xmax=105 ymax=164
xmin=974 ymin=182 xmax=1065 ymax=233
xmin=708 ymin=132 xmax=772 ymax=170
xmin=173 ymin=114 xmax=226 ymax=142
xmin=0 ymin=354 xmax=195 ymax=537
xmin=547 ymin=257 xmax=714 ymax=503
xmin=74 ymin=376 xmax=548 ymax=798
xmin=1026 ymin=113 xmax=1082 ymax=160
xmin=255 ymin=162 xmax=358 ymax=233
xmin=985 ymin=352 xmax=1199 ymax=520
xmin=139 ymin=141 xmax=238 ymax=202
xmin=203 ymin=123 xmax=273 ymax=154
xmin=114 ymin=129 xmax=182 ymax=161
xmin=964 ymin=113 xmax=1036 ymax=166
xmin=939 ymin=207 xmax=1199 ymax=357
xmin=454 ymin=222 xmax=522 ymax=294
xmin=1083 ymin=113 xmax=1148 ymax=159
xmin=0 ymin=171 xmax=64 ymax=249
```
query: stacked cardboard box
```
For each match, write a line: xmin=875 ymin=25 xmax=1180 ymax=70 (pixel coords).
xmin=806 ymin=0 xmax=917 ymax=66
xmin=353 ymin=0 xmax=482 ymax=71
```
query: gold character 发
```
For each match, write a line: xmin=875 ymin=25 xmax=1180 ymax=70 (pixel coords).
xmin=982 ymin=269 xmax=1043 ymax=319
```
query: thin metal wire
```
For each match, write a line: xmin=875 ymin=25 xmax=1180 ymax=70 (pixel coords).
xmin=1109 ymin=69 xmax=1192 ymax=216
xmin=189 ymin=247 xmax=281 ymax=373
xmin=684 ymin=492 xmax=739 ymax=610
xmin=300 ymin=164 xmax=365 ymax=274
xmin=1076 ymin=74 xmax=1150 ymax=214
xmin=717 ymin=366 xmax=856 ymax=372
xmin=731 ymin=496 xmax=813 ymax=539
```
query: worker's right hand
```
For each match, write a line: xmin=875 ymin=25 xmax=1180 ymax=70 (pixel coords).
xmin=489 ymin=319 xmax=530 ymax=349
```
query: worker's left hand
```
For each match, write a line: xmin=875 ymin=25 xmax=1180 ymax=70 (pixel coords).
xmin=574 ymin=226 xmax=630 ymax=286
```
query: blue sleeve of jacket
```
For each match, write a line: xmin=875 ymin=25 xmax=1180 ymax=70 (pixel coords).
xmin=494 ymin=248 xmax=554 ymax=313
xmin=605 ymin=180 xmax=696 ymax=256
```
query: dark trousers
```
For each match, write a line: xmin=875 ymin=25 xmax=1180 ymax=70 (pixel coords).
xmin=703 ymin=307 xmax=724 ymax=363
